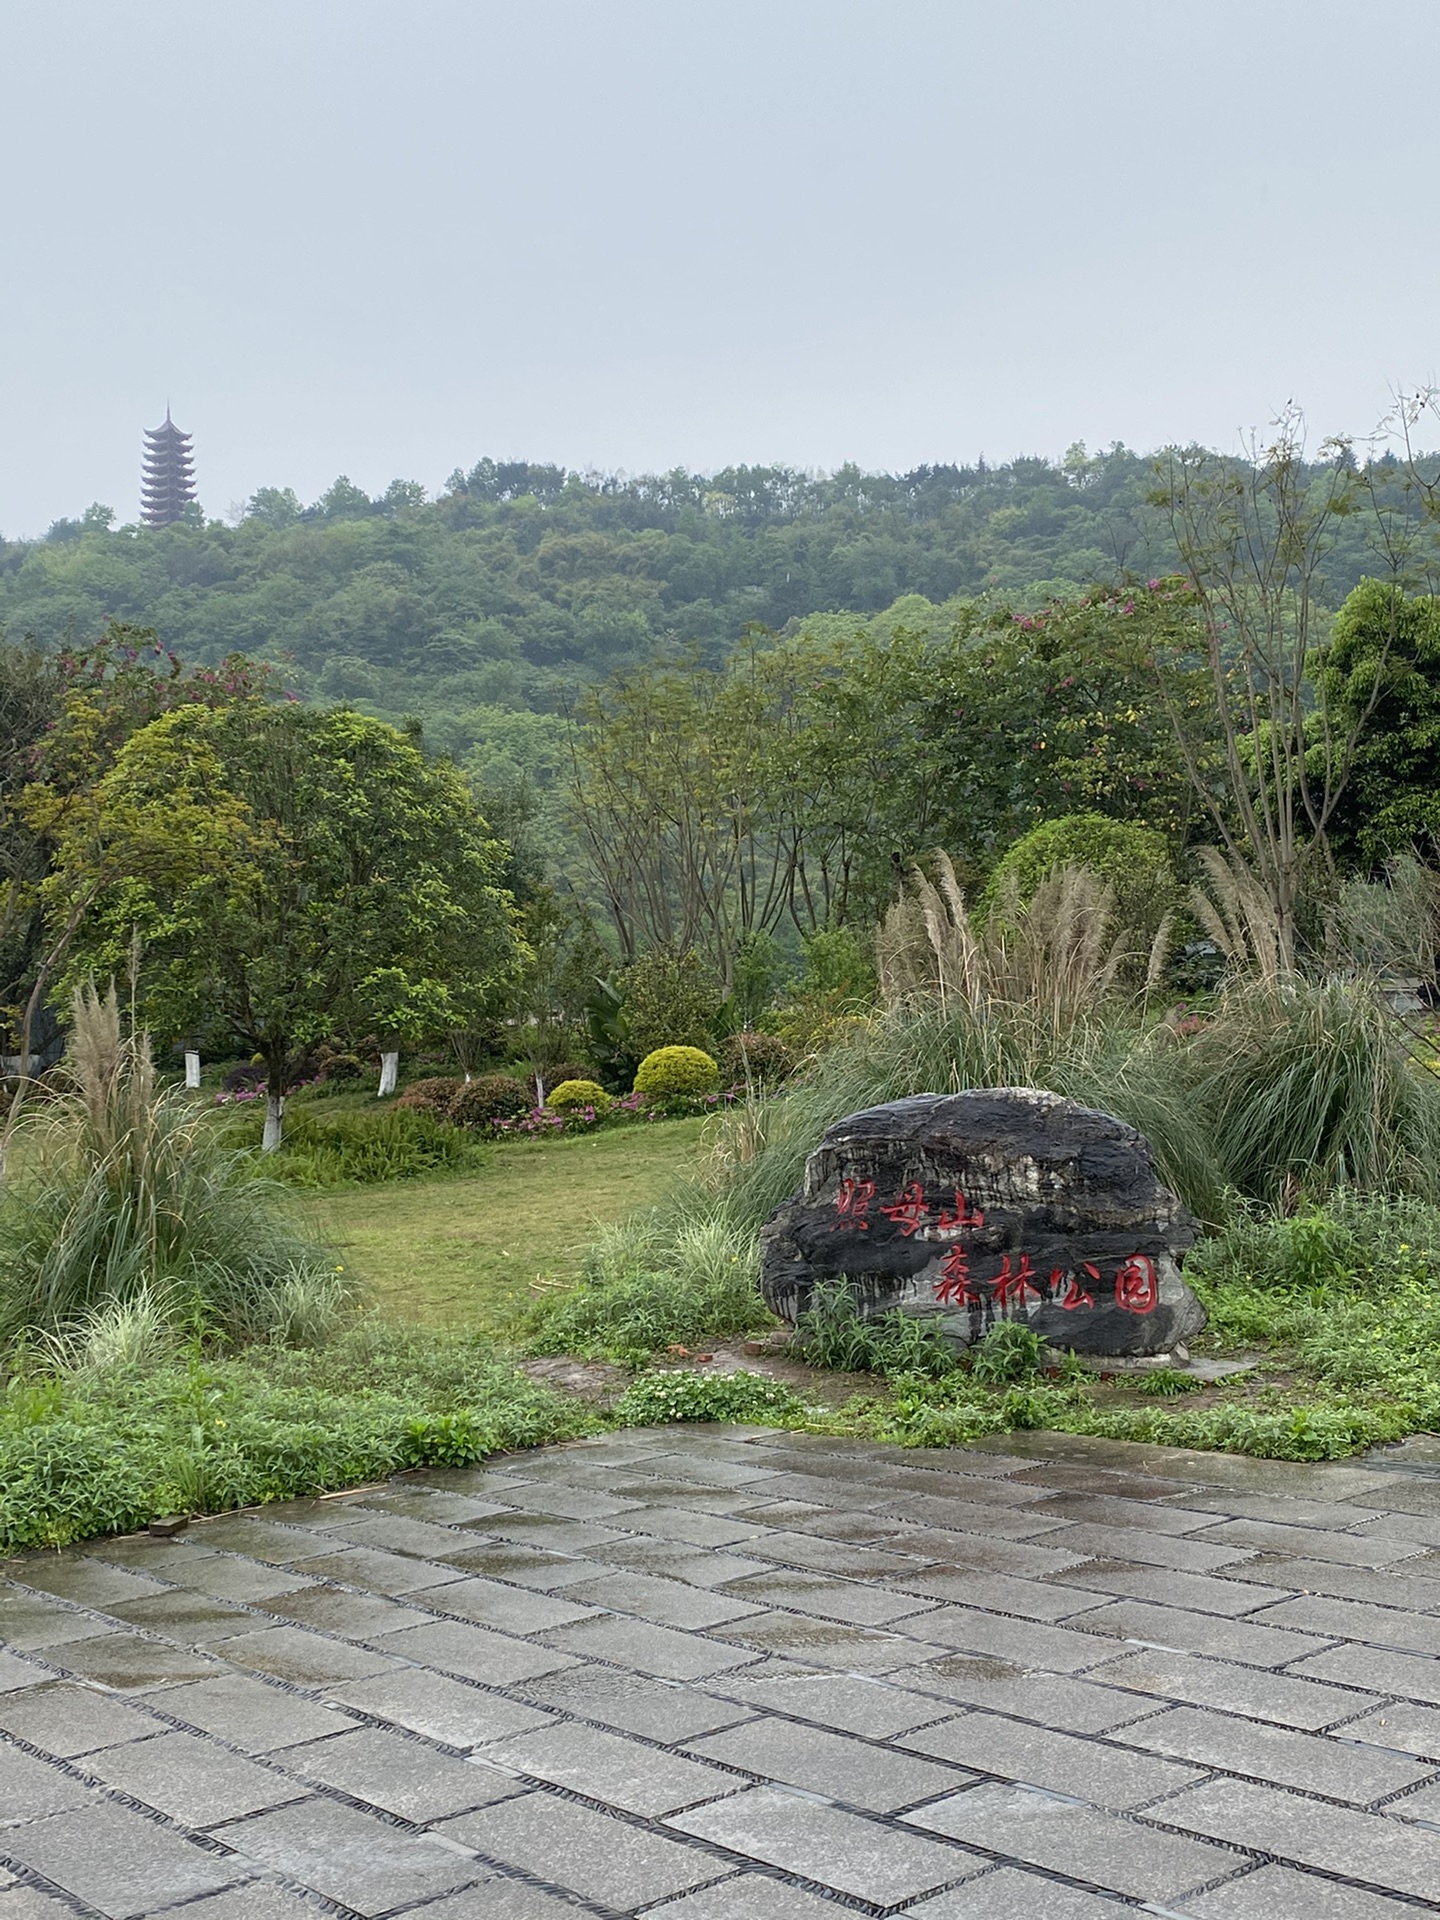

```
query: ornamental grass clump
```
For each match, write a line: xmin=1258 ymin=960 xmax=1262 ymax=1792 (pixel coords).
xmin=0 ymin=984 xmax=346 ymax=1349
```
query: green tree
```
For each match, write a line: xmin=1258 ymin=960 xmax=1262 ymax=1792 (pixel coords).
xmin=980 ymin=811 xmax=1178 ymax=950
xmin=618 ymin=947 xmax=720 ymax=1060
xmin=52 ymin=703 xmax=521 ymax=1147
xmin=1316 ymin=578 xmax=1440 ymax=868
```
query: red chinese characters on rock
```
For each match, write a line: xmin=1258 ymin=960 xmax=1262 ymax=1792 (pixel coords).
xmin=1049 ymin=1262 xmax=1098 ymax=1311
xmin=833 ymin=1179 xmax=876 ymax=1232
xmin=934 ymin=1245 xmax=981 ymax=1308
xmin=879 ymin=1182 xmax=931 ymax=1237
xmin=990 ymin=1253 xmax=1041 ymax=1311
xmin=936 ymin=1189 xmax=986 ymax=1235
xmin=1114 ymin=1253 xmax=1158 ymax=1314
xmin=930 ymin=1252 xmax=1157 ymax=1317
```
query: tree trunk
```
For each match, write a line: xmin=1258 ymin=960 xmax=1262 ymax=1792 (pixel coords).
xmin=184 ymin=1050 xmax=201 ymax=1090
xmin=262 ymin=1090 xmax=285 ymax=1151
xmin=378 ymin=1050 xmax=399 ymax=1098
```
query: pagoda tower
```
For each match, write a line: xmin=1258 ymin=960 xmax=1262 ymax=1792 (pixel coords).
xmin=140 ymin=410 xmax=198 ymax=527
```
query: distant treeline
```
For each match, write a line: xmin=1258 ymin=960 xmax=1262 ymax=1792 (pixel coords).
xmin=1 ymin=442 xmax=1421 ymax=826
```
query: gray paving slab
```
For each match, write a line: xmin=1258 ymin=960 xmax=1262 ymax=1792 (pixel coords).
xmin=1249 ymin=1591 xmax=1440 ymax=1656
xmin=2 ymin=1558 xmax=172 ymax=1607
xmin=365 ymin=1616 xmax=578 ymax=1685
xmin=81 ymin=1729 xmax=307 ymax=1827
xmin=0 ymin=1592 xmax=112 ymax=1651
xmin=220 ymin=1797 xmax=478 ymax=1914
xmin=316 ymin=1511 xmax=490 ymax=1559
xmin=106 ymin=1591 xmax=264 ymax=1644
xmin=0 ymin=1889 xmax=83 ymax=1920
xmin=589 ymin=1537 xmax=774 ymax=1588
xmin=0 ymin=1739 xmax=96 ymax=1822
xmin=11 ymin=1430 xmax=1440 ymax=1917
xmin=1190 ymin=1517 xmax=1429 ymax=1566
xmin=901 ymin=1706 xmax=1206 ymax=1808
xmin=158 ymin=1557 xmax=315 ymax=1603
xmin=909 ymin=1604 xmax=1114 ymax=1671
xmin=439 ymin=1791 xmax=721 ymax=1908
xmin=718 ymin=1566 xmax=940 ymax=1625
xmin=707 ymin=1609 xmax=948 ymax=1671
xmin=151 ymin=1672 xmax=360 ymax=1752
xmin=0 ymin=1651 xmax=51 ymax=1694
xmin=249 ymin=1583 xmax=435 ymax=1639
xmin=1123 ymin=1703 xmax=1435 ymax=1804
xmin=439 ymin=1543 xmax=600 ymax=1589
xmin=1160 ymin=1776 xmax=1440 ymax=1902
xmin=0 ymin=1682 xmax=165 ymax=1756
xmin=517 ymin=1660 xmax=753 ymax=1740
xmin=1220 ymin=1555 xmax=1440 ymax=1610
xmin=643 ymin=1875 xmax=850 ymax=1918
xmin=1058 ymin=1563 xmax=1291 ymax=1616
xmin=706 ymin=1668 xmax=953 ymax=1737
xmin=276 ymin=1724 xmax=523 ymax=1819
xmin=905 ymin=1862 xmax=1149 ymax=1916
xmin=686 ymin=1714 xmax=965 ymax=1811
xmin=324 ymin=1667 xmax=555 ymax=1747
xmin=903 ymin=1780 xmax=1242 ymax=1902
xmin=211 ymin=1624 xmax=401 ymax=1687
xmin=1290 ymin=1641 xmax=1440 ymax=1706
xmin=668 ymin=1785 xmax=969 ymax=1904
xmin=590 ymin=1505 xmax=772 ymax=1547
xmin=1033 ymin=1521 xmax=1256 ymax=1572
xmin=537 ymin=1610 xmax=758 ymax=1678
xmin=1082 ymin=1647 xmax=1367 ymax=1730
xmin=285 ymin=1545 xmax=470 ymax=1594
xmin=484 ymin=1719 xmax=739 ymax=1815
xmin=141 ymin=1888 xmax=323 ymax=1920
xmin=559 ymin=1568 xmax=761 ymax=1629
xmin=43 ymin=1631 xmax=222 ymax=1691
xmin=417 ymin=1572 xmax=597 ymax=1633
xmin=1070 ymin=1598 xmax=1333 ymax=1666
xmin=886 ymin=1656 xmax=1160 ymax=1733
xmin=3 ymin=1801 xmax=238 ymax=1917
xmin=1342 ymin=1700 xmax=1440 ymax=1761
xmin=1179 ymin=1864 xmax=1428 ymax=1918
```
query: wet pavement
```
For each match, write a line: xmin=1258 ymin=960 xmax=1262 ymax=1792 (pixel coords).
xmin=4 ymin=1425 xmax=1440 ymax=1916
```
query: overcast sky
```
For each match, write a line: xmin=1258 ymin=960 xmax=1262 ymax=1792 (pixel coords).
xmin=3 ymin=0 xmax=1435 ymax=536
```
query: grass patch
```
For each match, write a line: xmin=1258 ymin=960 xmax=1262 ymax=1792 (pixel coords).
xmin=0 ymin=1320 xmax=594 ymax=1553
xmin=313 ymin=1119 xmax=710 ymax=1327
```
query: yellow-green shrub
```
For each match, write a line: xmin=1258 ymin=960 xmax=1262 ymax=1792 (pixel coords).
xmin=633 ymin=1046 xmax=720 ymax=1097
xmin=548 ymin=1079 xmax=611 ymax=1112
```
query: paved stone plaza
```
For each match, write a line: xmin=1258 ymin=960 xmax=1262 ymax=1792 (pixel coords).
xmin=5 ymin=1426 xmax=1440 ymax=1917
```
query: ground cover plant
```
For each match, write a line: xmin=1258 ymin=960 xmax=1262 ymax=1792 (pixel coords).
xmin=0 ymin=1321 xmax=593 ymax=1552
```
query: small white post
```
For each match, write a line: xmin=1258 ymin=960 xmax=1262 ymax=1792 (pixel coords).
xmin=262 ymin=1092 xmax=285 ymax=1151
xmin=378 ymin=1050 xmax=399 ymax=1098
xmin=184 ymin=1050 xmax=201 ymax=1090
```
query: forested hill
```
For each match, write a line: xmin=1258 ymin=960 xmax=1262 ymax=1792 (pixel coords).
xmin=0 ymin=444 xmax=1409 ymax=779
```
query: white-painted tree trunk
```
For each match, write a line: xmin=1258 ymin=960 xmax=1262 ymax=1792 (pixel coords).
xmin=262 ymin=1092 xmax=285 ymax=1151
xmin=184 ymin=1050 xmax=201 ymax=1090
xmin=378 ymin=1050 xmax=399 ymax=1098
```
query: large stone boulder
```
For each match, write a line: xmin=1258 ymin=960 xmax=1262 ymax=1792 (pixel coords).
xmin=759 ymin=1088 xmax=1204 ymax=1357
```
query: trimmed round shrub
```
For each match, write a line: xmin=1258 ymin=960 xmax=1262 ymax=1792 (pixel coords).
xmin=719 ymin=1031 xmax=792 ymax=1087
xmin=633 ymin=1046 xmax=720 ymax=1098
xmin=396 ymin=1076 xmax=464 ymax=1120
xmin=548 ymin=1079 xmax=611 ymax=1113
xmin=449 ymin=1073 xmax=532 ymax=1129
xmin=543 ymin=1063 xmax=594 ymax=1093
xmin=317 ymin=1051 xmax=364 ymax=1083
xmin=981 ymin=812 xmax=1176 ymax=941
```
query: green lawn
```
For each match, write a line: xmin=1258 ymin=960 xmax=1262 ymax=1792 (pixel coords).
xmin=310 ymin=1119 xmax=708 ymax=1328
